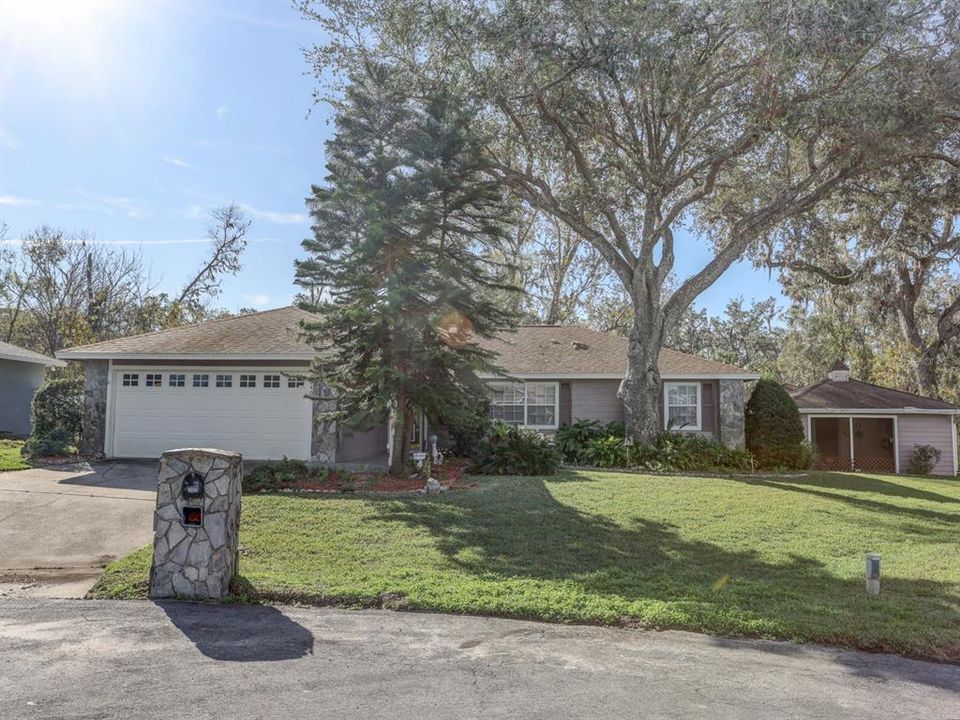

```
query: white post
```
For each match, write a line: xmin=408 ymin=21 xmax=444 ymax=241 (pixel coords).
xmin=848 ymin=417 xmax=855 ymax=471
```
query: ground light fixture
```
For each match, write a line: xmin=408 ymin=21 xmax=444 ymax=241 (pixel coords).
xmin=866 ymin=553 xmax=881 ymax=595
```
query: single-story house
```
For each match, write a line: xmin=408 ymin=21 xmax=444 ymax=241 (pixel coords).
xmin=0 ymin=341 xmax=66 ymax=438
xmin=57 ymin=306 xmax=759 ymax=464
xmin=790 ymin=361 xmax=959 ymax=476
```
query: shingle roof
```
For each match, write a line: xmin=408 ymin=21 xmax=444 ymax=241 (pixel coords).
xmin=476 ymin=325 xmax=756 ymax=377
xmin=58 ymin=307 xmax=315 ymax=358
xmin=58 ymin=307 xmax=757 ymax=377
xmin=0 ymin=340 xmax=66 ymax=367
xmin=790 ymin=379 xmax=960 ymax=412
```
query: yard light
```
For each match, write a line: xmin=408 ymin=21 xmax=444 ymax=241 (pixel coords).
xmin=865 ymin=553 xmax=881 ymax=595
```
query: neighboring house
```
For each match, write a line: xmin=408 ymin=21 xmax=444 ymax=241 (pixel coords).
xmin=790 ymin=361 xmax=959 ymax=477
xmin=57 ymin=306 xmax=758 ymax=463
xmin=0 ymin=341 xmax=66 ymax=438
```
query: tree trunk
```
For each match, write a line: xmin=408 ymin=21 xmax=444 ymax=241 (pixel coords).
xmin=620 ymin=312 xmax=663 ymax=445
xmin=389 ymin=391 xmax=409 ymax=476
xmin=915 ymin=346 xmax=940 ymax=398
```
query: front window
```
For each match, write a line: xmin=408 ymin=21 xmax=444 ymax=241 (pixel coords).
xmin=488 ymin=382 xmax=558 ymax=429
xmin=665 ymin=383 xmax=700 ymax=430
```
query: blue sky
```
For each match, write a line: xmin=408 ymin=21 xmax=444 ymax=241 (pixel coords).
xmin=0 ymin=0 xmax=784 ymax=316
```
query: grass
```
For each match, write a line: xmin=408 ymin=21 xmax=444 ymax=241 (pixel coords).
xmin=89 ymin=470 xmax=960 ymax=661
xmin=0 ymin=439 xmax=29 ymax=471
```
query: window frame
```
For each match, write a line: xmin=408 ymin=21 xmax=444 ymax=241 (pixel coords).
xmin=663 ymin=382 xmax=701 ymax=431
xmin=144 ymin=373 xmax=162 ymax=388
xmin=192 ymin=373 xmax=209 ymax=388
xmin=239 ymin=374 xmax=257 ymax=389
xmin=121 ymin=373 xmax=140 ymax=388
xmin=263 ymin=374 xmax=281 ymax=389
xmin=487 ymin=381 xmax=560 ymax=431
xmin=168 ymin=373 xmax=185 ymax=388
xmin=215 ymin=374 xmax=233 ymax=388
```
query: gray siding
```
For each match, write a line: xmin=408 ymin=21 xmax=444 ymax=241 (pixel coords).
xmin=898 ymin=414 xmax=956 ymax=476
xmin=570 ymin=380 xmax=625 ymax=423
xmin=0 ymin=359 xmax=46 ymax=437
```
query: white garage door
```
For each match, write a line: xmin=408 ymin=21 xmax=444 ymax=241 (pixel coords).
xmin=110 ymin=368 xmax=312 ymax=460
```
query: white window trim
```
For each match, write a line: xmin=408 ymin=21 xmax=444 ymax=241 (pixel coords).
xmin=488 ymin=381 xmax=560 ymax=430
xmin=663 ymin=382 xmax=701 ymax=431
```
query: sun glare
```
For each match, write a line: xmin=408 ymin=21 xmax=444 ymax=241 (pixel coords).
xmin=1 ymin=0 xmax=128 ymax=94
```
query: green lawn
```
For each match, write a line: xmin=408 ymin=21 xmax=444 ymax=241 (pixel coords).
xmin=90 ymin=470 xmax=960 ymax=660
xmin=0 ymin=439 xmax=29 ymax=471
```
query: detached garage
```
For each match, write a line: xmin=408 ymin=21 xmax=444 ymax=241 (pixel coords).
xmin=790 ymin=362 xmax=959 ymax=477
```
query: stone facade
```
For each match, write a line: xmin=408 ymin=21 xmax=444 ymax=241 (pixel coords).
xmin=149 ymin=448 xmax=243 ymax=600
xmin=718 ymin=379 xmax=746 ymax=449
xmin=81 ymin=360 xmax=109 ymax=457
xmin=311 ymin=380 xmax=338 ymax=464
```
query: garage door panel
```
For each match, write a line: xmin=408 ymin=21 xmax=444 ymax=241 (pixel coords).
xmin=111 ymin=369 xmax=312 ymax=460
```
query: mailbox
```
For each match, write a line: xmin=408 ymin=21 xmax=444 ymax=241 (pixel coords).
xmin=182 ymin=471 xmax=205 ymax=499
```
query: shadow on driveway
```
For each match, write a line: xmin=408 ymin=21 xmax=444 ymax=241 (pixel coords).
xmin=157 ymin=601 xmax=314 ymax=661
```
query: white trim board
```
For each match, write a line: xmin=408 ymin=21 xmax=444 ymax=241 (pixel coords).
xmin=798 ymin=407 xmax=959 ymax=416
xmin=479 ymin=372 xmax=759 ymax=381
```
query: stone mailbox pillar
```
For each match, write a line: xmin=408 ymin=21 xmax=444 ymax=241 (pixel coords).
xmin=149 ymin=448 xmax=242 ymax=600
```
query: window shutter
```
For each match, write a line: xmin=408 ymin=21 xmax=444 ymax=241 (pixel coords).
xmin=560 ymin=383 xmax=572 ymax=425
xmin=701 ymin=381 xmax=715 ymax=433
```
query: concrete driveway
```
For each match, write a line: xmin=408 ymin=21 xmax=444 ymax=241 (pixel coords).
xmin=0 ymin=462 xmax=156 ymax=598
xmin=1 ymin=599 xmax=957 ymax=719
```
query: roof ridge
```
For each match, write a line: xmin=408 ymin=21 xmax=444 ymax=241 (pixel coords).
xmin=848 ymin=378 xmax=960 ymax=408
xmin=59 ymin=305 xmax=301 ymax=353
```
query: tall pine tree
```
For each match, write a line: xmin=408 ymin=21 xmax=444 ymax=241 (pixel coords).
xmin=296 ymin=64 xmax=518 ymax=474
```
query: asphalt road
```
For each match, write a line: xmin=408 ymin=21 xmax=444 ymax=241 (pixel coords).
xmin=0 ymin=462 xmax=156 ymax=598
xmin=1 ymin=599 xmax=957 ymax=719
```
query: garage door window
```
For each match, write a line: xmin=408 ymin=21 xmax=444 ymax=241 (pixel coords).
xmin=169 ymin=374 xmax=185 ymax=388
xmin=288 ymin=377 xmax=305 ymax=388
xmin=215 ymin=374 xmax=233 ymax=388
xmin=264 ymin=375 xmax=280 ymax=388
xmin=122 ymin=373 xmax=139 ymax=387
xmin=193 ymin=374 xmax=209 ymax=388
xmin=145 ymin=373 xmax=162 ymax=388
xmin=240 ymin=374 xmax=257 ymax=388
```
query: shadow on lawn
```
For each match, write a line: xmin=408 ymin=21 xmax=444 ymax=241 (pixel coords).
xmin=729 ymin=474 xmax=960 ymax=526
xmin=366 ymin=474 xmax=959 ymax=671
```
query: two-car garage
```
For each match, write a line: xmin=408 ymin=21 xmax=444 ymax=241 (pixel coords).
xmin=108 ymin=366 xmax=313 ymax=460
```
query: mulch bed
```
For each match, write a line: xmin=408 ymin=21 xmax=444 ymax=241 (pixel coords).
xmin=272 ymin=457 xmax=476 ymax=494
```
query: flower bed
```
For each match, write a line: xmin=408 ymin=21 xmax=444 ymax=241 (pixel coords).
xmin=244 ymin=457 xmax=473 ymax=494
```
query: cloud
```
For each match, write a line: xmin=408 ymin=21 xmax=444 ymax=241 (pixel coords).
xmin=77 ymin=191 xmax=151 ymax=219
xmin=0 ymin=128 xmax=21 ymax=149
xmin=241 ymin=292 xmax=272 ymax=308
xmin=1 ymin=237 xmax=298 ymax=247
xmin=162 ymin=155 xmax=193 ymax=169
xmin=216 ymin=106 xmax=230 ymax=119
xmin=0 ymin=195 xmax=38 ymax=207
xmin=239 ymin=203 xmax=307 ymax=225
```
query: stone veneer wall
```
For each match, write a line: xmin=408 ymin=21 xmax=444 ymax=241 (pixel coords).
xmin=718 ymin=379 xmax=746 ymax=449
xmin=311 ymin=380 xmax=338 ymax=464
xmin=81 ymin=360 xmax=109 ymax=458
xmin=149 ymin=448 xmax=242 ymax=599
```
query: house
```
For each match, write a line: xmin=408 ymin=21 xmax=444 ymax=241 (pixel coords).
xmin=790 ymin=361 xmax=959 ymax=476
xmin=57 ymin=306 xmax=759 ymax=463
xmin=0 ymin=341 xmax=66 ymax=437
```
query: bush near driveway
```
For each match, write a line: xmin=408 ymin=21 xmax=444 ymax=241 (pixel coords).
xmin=30 ymin=376 xmax=83 ymax=440
xmin=90 ymin=470 xmax=960 ymax=661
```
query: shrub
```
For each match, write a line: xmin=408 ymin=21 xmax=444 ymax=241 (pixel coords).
xmin=470 ymin=422 xmax=562 ymax=475
xmin=907 ymin=444 xmax=942 ymax=475
xmin=554 ymin=419 xmax=604 ymax=463
xmin=21 ymin=429 xmax=78 ymax=459
xmin=583 ymin=435 xmax=630 ymax=468
xmin=744 ymin=379 xmax=806 ymax=469
xmin=580 ymin=431 xmax=754 ymax=473
xmin=443 ymin=403 xmax=492 ymax=457
xmin=31 ymin=377 xmax=83 ymax=441
xmin=637 ymin=433 xmax=754 ymax=473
